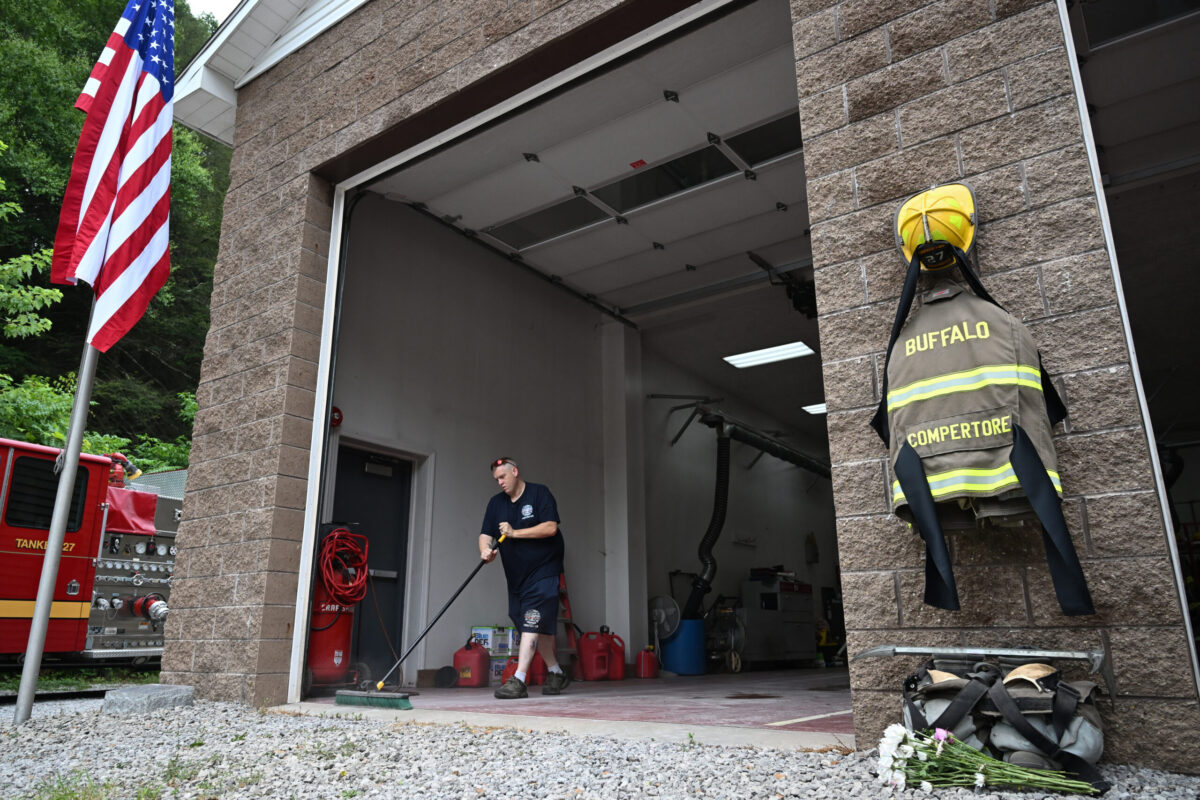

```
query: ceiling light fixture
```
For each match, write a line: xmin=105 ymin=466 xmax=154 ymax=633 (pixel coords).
xmin=723 ymin=341 xmax=814 ymax=368
xmin=802 ymin=403 xmax=827 ymax=415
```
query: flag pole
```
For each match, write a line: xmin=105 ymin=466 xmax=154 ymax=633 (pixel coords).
xmin=13 ymin=331 xmax=101 ymax=724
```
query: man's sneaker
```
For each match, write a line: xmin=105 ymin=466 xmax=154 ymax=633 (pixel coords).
xmin=494 ymin=677 xmax=527 ymax=699
xmin=541 ymin=670 xmax=571 ymax=696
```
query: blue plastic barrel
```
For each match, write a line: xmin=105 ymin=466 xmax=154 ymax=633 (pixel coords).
xmin=660 ymin=619 xmax=705 ymax=675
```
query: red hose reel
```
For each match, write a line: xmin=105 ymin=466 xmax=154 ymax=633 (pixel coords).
xmin=318 ymin=527 xmax=369 ymax=607
xmin=308 ymin=527 xmax=369 ymax=686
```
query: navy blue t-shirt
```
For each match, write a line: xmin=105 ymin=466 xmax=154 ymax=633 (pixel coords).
xmin=481 ymin=482 xmax=564 ymax=591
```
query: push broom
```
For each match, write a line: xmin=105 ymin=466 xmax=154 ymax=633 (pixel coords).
xmin=335 ymin=534 xmax=505 ymax=709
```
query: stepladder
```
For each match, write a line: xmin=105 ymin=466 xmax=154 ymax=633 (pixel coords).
xmin=557 ymin=571 xmax=580 ymax=675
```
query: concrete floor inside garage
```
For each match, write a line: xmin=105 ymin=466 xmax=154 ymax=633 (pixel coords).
xmin=290 ymin=668 xmax=855 ymax=751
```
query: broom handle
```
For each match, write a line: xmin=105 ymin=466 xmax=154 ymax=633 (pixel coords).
xmin=376 ymin=534 xmax=505 ymax=689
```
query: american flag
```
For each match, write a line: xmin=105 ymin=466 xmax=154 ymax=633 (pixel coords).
xmin=51 ymin=0 xmax=175 ymax=353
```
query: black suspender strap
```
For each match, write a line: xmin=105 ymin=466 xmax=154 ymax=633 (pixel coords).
xmin=902 ymin=671 xmax=930 ymax=730
xmin=870 ymin=248 xmax=1004 ymax=446
xmin=950 ymin=251 xmax=1000 ymax=308
xmin=1009 ymin=425 xmax=1096 ymax=616
xmin=928 ymin=672 xmax=997 ymax=732
xmin=870 ymin=254 xmax=923 ymax=446
xmin=1051 ymin=680 xmax=1081 ymax=741
xmin=1039 ymin=353 xmax=1067 ymax=427
xmin=894 ymin=442 xmax=960 ymax=610
xmin=986 ymin=680 xmax=1111 ymax=794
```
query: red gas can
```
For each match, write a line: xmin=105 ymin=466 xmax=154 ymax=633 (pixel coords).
xmin=500 ymin=652 xmax=547 ymax=685
xmin=578 ymin=631 xmax=610 ymax=681
xmin=636 ymin=646 xmax=659 ymax=678
xmin=454 ymin=638 xmax=490 ymax=687
xmin=600 ymin=626 xmax=626 ymax=680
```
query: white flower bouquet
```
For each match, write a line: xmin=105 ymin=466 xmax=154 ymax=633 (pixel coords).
xmin=876 ymin=724 xmax=1099 ymax=794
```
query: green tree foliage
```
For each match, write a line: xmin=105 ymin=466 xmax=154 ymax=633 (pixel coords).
xmin=0 ymin=373 xmax=74 ymax=445
xmin=0 ymin=0 xmax=227 ymax=444
xmin=0 ymin=0 xmax=136 ymax=254
xmin=0 ymin=371 xmax=193 ymax=471
xmin=0 ymin=141 xmax=62 ymax=338
xmin=0 ymin=247 xmax=58 ymax=338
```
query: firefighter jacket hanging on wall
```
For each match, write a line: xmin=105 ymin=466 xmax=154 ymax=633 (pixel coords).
xmin=868 ymin=248 xmax=1095 ymax=616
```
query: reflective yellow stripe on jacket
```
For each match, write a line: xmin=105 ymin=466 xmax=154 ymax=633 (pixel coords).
xmin=893 ymin=463 xmax=1062 ymax=503
xmin=886 ymin=364 xmax=1042 ymax=412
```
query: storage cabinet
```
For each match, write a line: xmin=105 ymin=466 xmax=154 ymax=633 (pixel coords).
xmin=738 ymin=579 xmax=816 ymax=662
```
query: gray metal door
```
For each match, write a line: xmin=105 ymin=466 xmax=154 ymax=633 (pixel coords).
xmin=332 ymin=446 xmax=412 ymax=683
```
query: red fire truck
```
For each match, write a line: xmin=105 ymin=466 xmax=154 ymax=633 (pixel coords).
xmin=0 ymin=437 xmax=178 ymax=665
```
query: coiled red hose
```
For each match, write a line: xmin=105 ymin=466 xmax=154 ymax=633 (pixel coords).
xmin=318 ymin=528 xmax=369 ymax=606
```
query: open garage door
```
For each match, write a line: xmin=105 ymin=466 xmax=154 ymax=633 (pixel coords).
xmin=317 ymin=0 xmax=843 ymax=702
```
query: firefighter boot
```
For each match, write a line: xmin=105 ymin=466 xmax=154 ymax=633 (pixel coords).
xmin=494 ymin=676 xmax=528 ymax=699
xmin=541 ymin=669 xmax=570 ymax=696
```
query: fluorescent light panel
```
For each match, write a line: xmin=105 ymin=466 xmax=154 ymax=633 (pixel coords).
xmin=723 ymin=340 xmax=813 ymax=368
xmin=802 ymin=403 xmax=827 ymax=415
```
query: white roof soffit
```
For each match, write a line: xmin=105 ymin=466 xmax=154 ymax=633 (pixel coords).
xmin=175 ymin=0 xmax=371 ymax=145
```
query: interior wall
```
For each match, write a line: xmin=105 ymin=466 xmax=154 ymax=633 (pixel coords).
xmin=1166 ymin=445 xmax=1200 ymax=518
xmin=331 ymin=194 xmax=606 ymax=677
xmin=1107 ymin=172 xmax=1200 ymax=445
xmin=641 ymin=348 xmax=837 ymax=623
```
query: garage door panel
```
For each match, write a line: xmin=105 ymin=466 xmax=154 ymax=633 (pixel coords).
xmin=538 ymin=103 xmax=704 ymax=190
xmin=604 ymin=260 xmax=763 ymax=310
xmin=429 ymin=163 xmax=575 ymax=229
xmin=663 ymin=209 xmax=808 ymax=266
xmin=370 ymin=76 xmax=664 ymax=206
xmin=376 ymin=140 xmax=520 ymax=205
xmin=751 ymin=156 xmax=808 ymax=204
xmin=748 ymin=234 xmax=814 ymax=267
xmin=526 ymin=221 xmax=651 ymax=277
xmin=510 ymin=72 xmax=665 ymax=157
xmin=676 ymin=48 xmax=800 ymax=141
xmin=625 ymin=177 xmax=780 ymax=244
xmin=566 ymin=248 xmax=680 ymax=295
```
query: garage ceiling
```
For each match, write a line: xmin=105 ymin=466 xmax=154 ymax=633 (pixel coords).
xmin=367 ymin=0 xmax=827 ymax=443
xmin=363 ymin=2 xmax=1200 ymax=452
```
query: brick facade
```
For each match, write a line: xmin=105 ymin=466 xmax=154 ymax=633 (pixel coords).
xmin=791 ymin=0 xmax=1198 ymax=772
xmin=164 ymin=0 xmax=1198 ymax=769
xmin=162 ymin=0 xmax=642 ymax=706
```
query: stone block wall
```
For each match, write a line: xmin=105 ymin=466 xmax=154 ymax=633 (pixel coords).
xmin=789 ymin=0 xmax=1199 ymax=771
xmin=161 ymin=171 xmax=331 ymax=706
xmin=161 ymin=0 xmax=669 ymax=707
xmin=162 ymin=0 xmax=1199 ymax=768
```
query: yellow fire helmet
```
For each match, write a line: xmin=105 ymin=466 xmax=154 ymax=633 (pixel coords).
xmin=894 ymin=182 xmax=977 ymax=270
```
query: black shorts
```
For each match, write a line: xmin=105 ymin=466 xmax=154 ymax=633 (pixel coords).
xmin=508 ymin=574 xmax=559 ymax=634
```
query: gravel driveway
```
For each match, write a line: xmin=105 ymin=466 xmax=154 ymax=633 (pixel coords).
xmin=1 ymin=699 xmax=1197 ymax=799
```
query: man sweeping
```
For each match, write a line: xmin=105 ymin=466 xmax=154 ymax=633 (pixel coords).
xmin=480 ymin=457 xmax=570 ymax=698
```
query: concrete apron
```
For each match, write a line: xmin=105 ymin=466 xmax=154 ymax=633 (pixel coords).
xmin=281 ymin=668 xmax=856 ymax=751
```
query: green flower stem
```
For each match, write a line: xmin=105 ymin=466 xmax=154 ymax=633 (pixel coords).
xmin=892 ymin=729 xmax=1098 ymax=795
